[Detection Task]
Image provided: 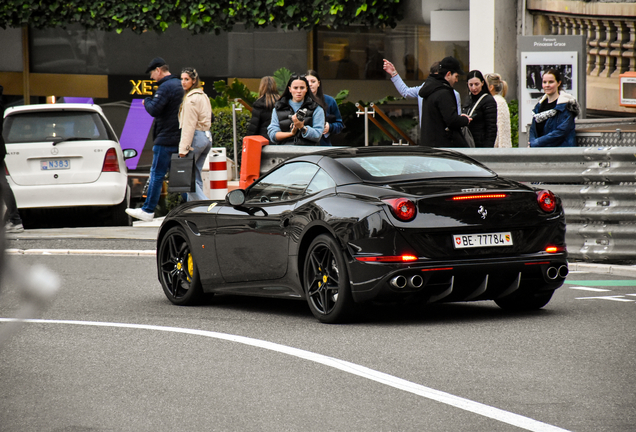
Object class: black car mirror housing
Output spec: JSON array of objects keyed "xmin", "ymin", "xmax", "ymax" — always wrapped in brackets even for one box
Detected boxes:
[{"xmin": 226, "ymin": 189, "xmax": 246, "ymax": 206}]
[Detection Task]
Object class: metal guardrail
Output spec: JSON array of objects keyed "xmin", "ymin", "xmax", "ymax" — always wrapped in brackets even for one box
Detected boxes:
[{"xmin": 260, "ymin": 145, "xmax": 636, "ymax": 263}]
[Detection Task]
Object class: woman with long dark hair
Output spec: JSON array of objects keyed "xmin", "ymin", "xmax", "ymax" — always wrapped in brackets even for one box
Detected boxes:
[
  {"xmin": 463, "ymin": 70, "xmax": 497, "ymax": 148},
  {"xmin": 305, "ymin": 70, "xmax": 344, "ymax": 146},
  {"xmin": 246, "ymin": 76, "xmax": 280, "ymax": 140},
  {"xmin": 529, "ymin": 68, "xmax": 579, "ymax": 147},
  {"xmin": 178, "ymin": 67, "xmax": 213, "ymax": 201},
  {"xmin": 267, "ymin": 75, "xmax": 325, "ymax": 145}
]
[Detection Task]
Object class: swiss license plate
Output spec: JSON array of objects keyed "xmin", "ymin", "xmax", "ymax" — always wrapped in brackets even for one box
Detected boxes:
[
  {"xmin": 41, "ymin": 159, "xmax": 70, "ymax": 170},
  {"xmin": 453, "ymin": 232, "xmax": 513, "ymax": 249}
]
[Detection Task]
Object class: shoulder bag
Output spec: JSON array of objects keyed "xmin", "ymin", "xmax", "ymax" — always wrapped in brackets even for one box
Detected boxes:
[{"xmin": 461, "ymin": 94, "xmax": 488, "ymax": 148}]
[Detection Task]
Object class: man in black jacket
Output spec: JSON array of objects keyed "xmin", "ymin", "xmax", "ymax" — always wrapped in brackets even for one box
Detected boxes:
[
  {"xmin": 418, "ymin": 56, "xmax": 470, "ymax": 147},
  {"xmin": 126, "ymin": 57, "xmax": 183, "ymax": 222}
]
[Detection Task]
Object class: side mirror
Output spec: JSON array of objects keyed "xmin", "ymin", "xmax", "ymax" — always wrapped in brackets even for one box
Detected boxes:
[
  {"xmin": 122, "ymin": 149, "xmax": 138, "ymax": 160},
  {"xmin": 226, "ymin": 189, "xmax": 246, "ymax": 206}
]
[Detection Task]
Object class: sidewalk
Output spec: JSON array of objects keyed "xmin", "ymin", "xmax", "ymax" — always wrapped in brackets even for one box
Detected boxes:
[{"xmin": 5, "ymin": 218, "xmax": 163, "ymax": 241}]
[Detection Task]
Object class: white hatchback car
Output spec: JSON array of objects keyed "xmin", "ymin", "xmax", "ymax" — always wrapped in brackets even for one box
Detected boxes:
[{"xmin": 2, "ymin": 103, "xmax": 136, "ymax": 226}]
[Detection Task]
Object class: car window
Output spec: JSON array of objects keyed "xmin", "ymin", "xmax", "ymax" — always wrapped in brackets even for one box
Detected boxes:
[
  {"xmin": 305, "ymin": 168, "xmax": 336, "ymax": 195},
  {"xmin": 3, "ymin": 111, "xmax": 110, "ymax": 144},
  {"xmin": 338, "ymin": 155, "xmax": 494, "ymax": 181},
  {"xmin": 246, "ymin": 162, "xmax": 319, "ymax": 204}
]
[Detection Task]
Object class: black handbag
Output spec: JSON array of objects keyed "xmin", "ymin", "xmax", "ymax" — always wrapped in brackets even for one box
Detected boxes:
[{"xmin": 168, "ymin": 153, "xmax": 196, "ymax": 193}]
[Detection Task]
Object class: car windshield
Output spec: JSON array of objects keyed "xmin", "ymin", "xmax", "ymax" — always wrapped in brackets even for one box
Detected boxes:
[
  {"xmin": 338, "ymin": 155, "xmax": 495, "ymax": 182},
  {"xmin": 3, "ymin": 111, "xmax": 110, "ymax": 144}
]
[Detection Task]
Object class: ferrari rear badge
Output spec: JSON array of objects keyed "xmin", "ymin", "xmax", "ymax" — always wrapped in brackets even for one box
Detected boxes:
[
  {"xmin": 478, "ymin": 206, "xmax": 487, "ymax": 219},
  {"xmin": 462, "ymin": 188, "xmax": 486, "ymax": 193}
]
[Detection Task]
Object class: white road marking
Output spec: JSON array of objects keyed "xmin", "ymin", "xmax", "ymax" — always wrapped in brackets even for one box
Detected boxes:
[
  {"xmin": 576, "ymin": 295, "xmax": 634, "ymax": 302},
  {"xmin": 0, "ymin": 318, "xmax": 571, "ymax": 432},
  {"xmin": 569, "ymin": 286, "xmax": 611, "ymax": 292}
]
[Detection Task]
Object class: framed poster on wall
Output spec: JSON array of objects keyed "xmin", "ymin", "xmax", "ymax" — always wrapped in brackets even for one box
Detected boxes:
[
  {"xmin": 517, "ymin": 36, "xmax": 586, "ymax": 146},
  {"xmin": 520, "ymin": 51, "xmax": 578, "ymax": 134}
]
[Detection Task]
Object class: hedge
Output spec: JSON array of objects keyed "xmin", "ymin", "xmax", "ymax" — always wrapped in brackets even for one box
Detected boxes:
[{"xmin": 0, "ymin": 1, "xmax": 404, "ymax": 34}]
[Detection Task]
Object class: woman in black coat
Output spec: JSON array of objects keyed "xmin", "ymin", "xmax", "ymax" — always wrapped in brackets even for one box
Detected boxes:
[
  {"xmin": 246, "ymin": 76, "xmax": 280, "ymax": 140},
  {"xmin": 463, "ymin": 70, "xmax": 497, "ymax": 148}
]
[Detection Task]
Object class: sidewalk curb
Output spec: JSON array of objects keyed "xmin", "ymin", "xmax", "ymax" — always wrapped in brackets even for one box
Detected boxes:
[
  {"xmin": 568, "ymin": 262, "xmax": 636, "ymax": 278},
  {"xmin": 6, "ymin": 249, "xmax": 156, "ymax": 257}
]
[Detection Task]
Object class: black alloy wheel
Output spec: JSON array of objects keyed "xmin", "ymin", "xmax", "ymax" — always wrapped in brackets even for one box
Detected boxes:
[
  {"xmin": 158, "ymin": 226, "xmax": 205, "ymax": 305},
  {"xmin": 494, "ymin": 289, "xmax": 555, "ymax": 311},
  {"xmin": 303, "ymin": 234, "xmax": 354, "ymax": 323}
]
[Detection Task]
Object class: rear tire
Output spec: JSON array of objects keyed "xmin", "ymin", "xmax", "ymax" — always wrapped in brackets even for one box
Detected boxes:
[
  {"xmin": 494, "ymin": 290, "xmax": 555, "ymax": 311},
  {"xmin": 157, "ymin": 226, "xmax": 205, "ymax": 306},
  {"xmin": 303, "ymin": 234, "xmax": 354, "ymax": 323},
  {"xmin": 106, "ymin": 187, "xmax": 132, "ymax": 226}
]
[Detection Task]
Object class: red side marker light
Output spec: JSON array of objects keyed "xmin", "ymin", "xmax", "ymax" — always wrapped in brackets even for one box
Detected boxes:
[
  {"xmin": 421, "ymin": 267, "xmax": 453, "ymax": 272},
  {"xmin": 545, "ymin": 246, "xmax": 560, "ymax": 253},
  {"xmin": 355, "ymin": 254, "xmax": 418, "ymax": 263}
]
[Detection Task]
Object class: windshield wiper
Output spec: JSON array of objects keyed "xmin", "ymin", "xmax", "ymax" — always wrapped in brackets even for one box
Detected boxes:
[{"xmin": 51, "ymin": 137, "xmax": 94, "ymax": 146}]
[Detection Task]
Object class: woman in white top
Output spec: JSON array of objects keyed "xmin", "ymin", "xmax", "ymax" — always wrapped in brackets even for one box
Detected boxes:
[
  {"xmin": 484, "ymin": 73, "xmax": 512, "ymax": 148},
  {"xmin": 178, "ymin": 67, "xmax": 213, "ymax": 201}
]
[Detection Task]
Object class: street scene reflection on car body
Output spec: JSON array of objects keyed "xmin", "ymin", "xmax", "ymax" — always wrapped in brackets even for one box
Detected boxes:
[{"xmin": 157, "ymin": 146, "xmax": 568, "ymax": 323}]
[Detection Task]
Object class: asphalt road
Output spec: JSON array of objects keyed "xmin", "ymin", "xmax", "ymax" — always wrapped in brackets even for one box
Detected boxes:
[{"xmin": 1, "ymin": 240, "xmax": 635, "ymax": 432}]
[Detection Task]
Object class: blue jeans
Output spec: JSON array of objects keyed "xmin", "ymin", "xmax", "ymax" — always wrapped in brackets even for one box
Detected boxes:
[
  {"xmin": 142, "ymin": 144, "xmax": 178, "ymax": 213},
  {"xmin": 187, "ymin": 130, "xmax": 213, "ymax": 201}
]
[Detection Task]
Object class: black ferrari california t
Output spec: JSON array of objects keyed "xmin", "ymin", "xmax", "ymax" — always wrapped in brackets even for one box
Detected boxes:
[{"xmin": 156, "ymin": 146, "xmax": 567, "ymax": 323}]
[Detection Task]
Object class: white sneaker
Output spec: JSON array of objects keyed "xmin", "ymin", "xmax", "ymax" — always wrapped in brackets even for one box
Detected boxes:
[
  {"xmin": 5, "ymin": 222, "xmax": 24, "ymax": 233},
  {"xmin": 125, "ymin": 208, "xmax": 154, "ymax": 222}
]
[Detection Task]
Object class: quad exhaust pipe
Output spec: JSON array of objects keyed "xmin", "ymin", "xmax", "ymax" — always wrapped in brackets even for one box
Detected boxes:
[
  {"xmin": 390, "ymin": 275, "xmax": 424, "ymax": 289},
  {"xmin": 390, "ymin": 275, "xmax": 407, "ymax": 289},
  {"xmin": 409, "ymin": 275, "xmax": 424, "ymax": 288},
  {"xmin": 546, "ymin": 265, "xmax": 569, "ymax": 280}
]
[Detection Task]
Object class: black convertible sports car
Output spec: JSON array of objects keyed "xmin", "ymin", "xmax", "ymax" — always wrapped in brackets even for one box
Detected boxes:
[{"xmin": 156, "ymin": 146, "xmax": 567, "ymax": 323}]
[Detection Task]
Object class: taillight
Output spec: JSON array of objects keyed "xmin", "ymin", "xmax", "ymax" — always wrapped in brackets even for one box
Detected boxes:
[
  {"xmin": 383, "ymin": 198, "xmax": 416, "ymax": 221},
  {"xmin": 536, "ymin": 190, "xmax": 556, "ymax": 212},
  {"xmin": 102, "ymin": 148, "xmax": 120, "ymax": 172},
  {"xmin": 5, "ymin": 164, "xmax": 9, "ymax": 175}
]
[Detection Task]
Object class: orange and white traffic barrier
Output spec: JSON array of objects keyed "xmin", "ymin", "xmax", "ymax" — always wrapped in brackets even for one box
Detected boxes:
[
  {"xmin": 207, "ymin": 148, "xmax": 228, "ymax": 200},
  {"xmin": 239, "ymin": 135, "xmax": 269, "ymax": 190}
]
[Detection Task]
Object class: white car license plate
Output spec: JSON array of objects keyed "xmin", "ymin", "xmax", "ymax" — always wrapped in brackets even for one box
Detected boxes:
[
  {"xmin": 453, "ymin": 232, "xmax": 513, "ymax": 249},
  {"xmin": 41, "ymin": 159, "xmax": 70, "ymax": 170}
]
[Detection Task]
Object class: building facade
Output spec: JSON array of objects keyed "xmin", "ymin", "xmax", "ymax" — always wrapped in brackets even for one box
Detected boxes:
[{"xmin": 0, "ymin": 0, "xmax": 634, "ymax": 117}]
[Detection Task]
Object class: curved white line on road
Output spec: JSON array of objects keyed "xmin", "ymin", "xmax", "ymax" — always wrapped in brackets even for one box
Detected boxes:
[{"xmin": 0, "ymin": 318, "xmax": 571, "ymax": 432}]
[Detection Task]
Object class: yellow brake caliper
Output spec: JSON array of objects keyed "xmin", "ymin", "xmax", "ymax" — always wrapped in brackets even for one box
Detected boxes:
[{"xmin": 186, "ymin": 253, "xmax": 193, "ymax": 282}]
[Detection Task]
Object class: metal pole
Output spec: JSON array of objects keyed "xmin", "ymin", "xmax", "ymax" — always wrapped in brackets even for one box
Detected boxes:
[
  {"xmin": 231, "ymin": 99, "xmax": 242, "ymax": 180},
  {"xmin": 22, "ymin": 26, "xmax": 30, "ymax": 105},
  {"xmin": 364, "ymin": 107, "xmax": 369, "ymax": 146}
]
